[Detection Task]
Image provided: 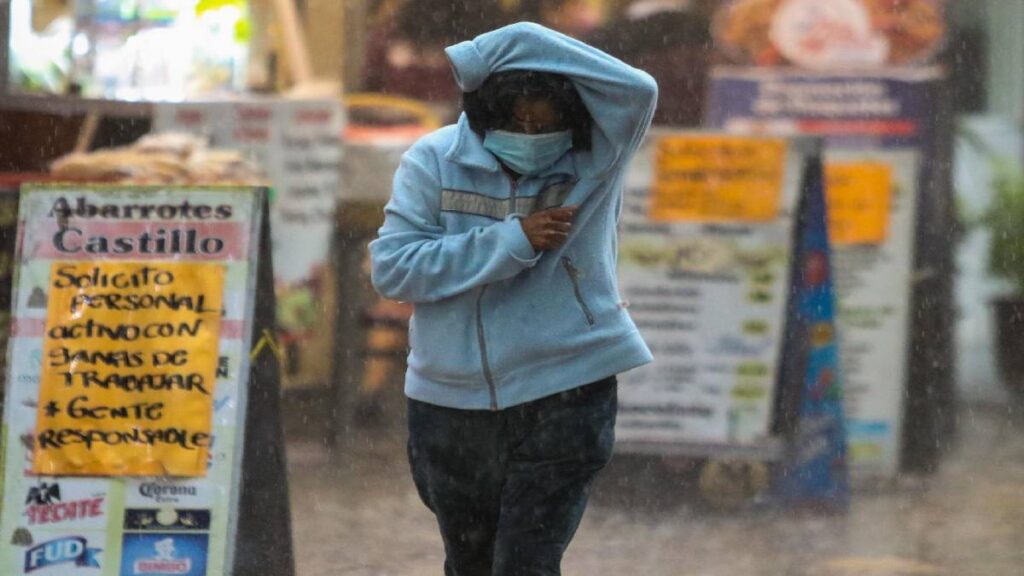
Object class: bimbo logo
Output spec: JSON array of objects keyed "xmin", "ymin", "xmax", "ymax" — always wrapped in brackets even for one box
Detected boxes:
[
  {"xmin": 134, "ymin": 538, "xmax": 191, "ymax": 574},
  {"xmin": 24, "ymin": 536, "xmax": 101, "ymax": 572}
]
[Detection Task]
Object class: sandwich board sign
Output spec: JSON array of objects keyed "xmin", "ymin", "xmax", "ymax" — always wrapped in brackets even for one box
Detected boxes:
[
  {"xmin": 0, "ymin": 185, "xmax": 293, "ymax": 575},
  {"xmin": 616, "ymin": 133, "xmax": 849, "ymax": 506},
  {"xmin": 706, "ymin": 66, "xmax": 947, "ymax": 479}
]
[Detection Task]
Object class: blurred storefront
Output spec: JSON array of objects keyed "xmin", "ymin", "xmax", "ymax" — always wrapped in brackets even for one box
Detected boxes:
[
  {"xmin": 706, "ymin": 0, "xmax": 958, "ymax": 479},
  {"xmin": 1, "ymin": 0, "xmax": 1022, "ymax": 470},
  {"xmin": 953, "ymin": 2, "xmax": 1024, "ymax": 408},
  {"xmin": 0, "ymin": 0, "xmax": 346, "ymax": 394},
  {"xmin": 4, "ymin": 5, "xmax": 1024, "ymax": 575}
]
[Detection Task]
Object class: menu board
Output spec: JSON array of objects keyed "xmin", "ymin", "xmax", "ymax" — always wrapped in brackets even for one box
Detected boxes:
[
  {"xmin": 707, "ymin": 67, "xmax": 944, "ymax": 478},
  {"xmin": 0, "ymin": 185, "xmax": 264, "ymax": 575},
  {"xmin": 825, "ymin": 149, "xmax": 919, "ymax": 473},
  {"xmin": 616, "ymin": 134, "xmax": 810, "ymax": 445}
]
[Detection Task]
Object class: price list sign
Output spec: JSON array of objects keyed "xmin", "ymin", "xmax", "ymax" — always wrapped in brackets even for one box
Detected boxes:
[
  {"xmin": 825, "ymin": 161, "xmax": 893, "ymax": 246},
  {"xmin": 651, "ymin": 136, "xmax": 787, "ymax": 223},
  {"xmin": 34, "ymin": 262, "xmax": 224, "ymax": 477}
]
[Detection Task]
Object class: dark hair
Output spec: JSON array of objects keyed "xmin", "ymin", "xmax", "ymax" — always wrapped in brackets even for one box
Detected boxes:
[{"xmin": 463, "ymin": 70, "xmax": 593, "ymax": 150}]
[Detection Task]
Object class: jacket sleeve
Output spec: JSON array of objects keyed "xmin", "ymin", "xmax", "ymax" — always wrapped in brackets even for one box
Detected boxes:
[
  {"xmin": 369, "ymin": 146, "xmax": 542, "ymax": 303},
  {"xmin": 445, "ymin": 22, "xmax": 658, "ymax": 179}
]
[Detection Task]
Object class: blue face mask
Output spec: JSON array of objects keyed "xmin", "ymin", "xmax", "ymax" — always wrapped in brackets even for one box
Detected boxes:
[{"xmin": 483, "ymin": 130, "xmax": 573, "ymax": 176}]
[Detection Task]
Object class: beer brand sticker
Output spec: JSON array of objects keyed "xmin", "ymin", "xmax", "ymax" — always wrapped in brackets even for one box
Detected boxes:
[
  {"xmin": 124, "ymin": 509, "xmax": 211, "ymax": 532},
  {"xmin": 126, "ymin": 479, "xmax": 213, "ymax": 507},
  {"xmin": 651, "ymin": 136, "xmax": 787, "ymax": 223},
  {"xmin": 825, "ymin": 162, "xmax": 893, "ymax": 245},
  {"xmin": 23, "ymin": 481, "xmax": 106, "ymax": 528},
  {"xmin": 33, "ymin": 262, "xmax": 225, "ymax": 476}
]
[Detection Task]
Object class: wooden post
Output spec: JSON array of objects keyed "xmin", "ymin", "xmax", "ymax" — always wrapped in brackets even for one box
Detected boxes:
[
  {"xmin": 304, "ymin": 0, "xmax": 346, "ymax": 83},
  {"xmin": 0, "ymin": 0, "xmax": 9, "ymax": 97},
  {"xmin": 272, "ymin": 0, "xmax": 315, "ymax": 85},
  {"xmin": 343, "ymin": 0, "xmax": 370, "ymax": 91},
  {"xmin": 74, "ymin": 110, "xmax": 101, "ymax": 153}
]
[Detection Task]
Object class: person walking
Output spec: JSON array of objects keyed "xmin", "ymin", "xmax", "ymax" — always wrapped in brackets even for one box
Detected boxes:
[{"xmin": 369, "ymin": 22, "xmax": 657, "ymax": 576}]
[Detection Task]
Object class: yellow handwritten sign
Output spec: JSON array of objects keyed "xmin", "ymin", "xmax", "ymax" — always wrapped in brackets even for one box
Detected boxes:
[
  {"xmin": 825, "ymin": 162, "xmax": 893, "ymax": 246},
  {"xmin": 650, "ymin": 136, "xmax": 787, "ymax": 223},
  {"xmin": 33, "ymin": 262, "xmax": 224, "ymax": 476}
]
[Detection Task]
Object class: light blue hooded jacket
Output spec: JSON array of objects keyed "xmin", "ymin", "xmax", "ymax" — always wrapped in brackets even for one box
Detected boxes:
[{"xmin": 369, "ymin": 22, "xmax": 657, "ymax": 410}]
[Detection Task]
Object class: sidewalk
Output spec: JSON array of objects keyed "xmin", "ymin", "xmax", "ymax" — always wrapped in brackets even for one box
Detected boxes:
[{"xmin": 287, "ymin": 399, "xmax": 1024, "ymax": 575}]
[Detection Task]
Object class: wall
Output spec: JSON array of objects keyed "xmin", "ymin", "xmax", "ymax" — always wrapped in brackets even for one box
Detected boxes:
[{"xmin": 986, "ymin": 1, "xmax": 1024, "ymax": 121}]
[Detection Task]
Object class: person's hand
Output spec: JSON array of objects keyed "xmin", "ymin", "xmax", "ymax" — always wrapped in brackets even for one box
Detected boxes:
[{"xmin": 520, "ymin": 206, "xmax": 578, "ymax": 251}]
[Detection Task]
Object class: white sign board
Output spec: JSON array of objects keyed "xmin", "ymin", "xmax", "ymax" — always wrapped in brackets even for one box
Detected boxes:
[{"xmin": 616, "ymin": 133, "xmax": 813, "ymax": 446}]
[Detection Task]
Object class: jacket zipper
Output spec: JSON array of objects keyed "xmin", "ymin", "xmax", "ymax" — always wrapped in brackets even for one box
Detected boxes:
[
  {"xmin": 562, "ymin": 257, "xmax": 596, "ymax": 326},
  {"xmin": 474, "ymin": 177, "xmax": 521, "ymax": 412},
  {"xmin": 508, "ymin": 173, "xmax": 519, "ymax": 212},
  {"xmin": 476, "ymin": 175, "xmax": 519, "ymax": 412},
  {"xmin": 476, "ymin": 285, "xmax": 499, "ymax": 410}
]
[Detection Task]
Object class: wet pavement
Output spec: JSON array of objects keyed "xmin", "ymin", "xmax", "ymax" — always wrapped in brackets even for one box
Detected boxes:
[{"xmin": 286, "ymin": 397, "xmax": 1024, "ymax": 575}]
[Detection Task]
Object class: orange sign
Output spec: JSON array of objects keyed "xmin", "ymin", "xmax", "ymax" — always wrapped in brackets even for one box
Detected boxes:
[
  {"xmin": 650, "ymin": 136, "xmax": 787, "ymax": 223},
  {"xmin": 33, "ymin": 262, "xmax": 224, "ymax": 476},
  {"xmin": 825, "ymin": 162, "xmax": 893, "ymax": 246}
]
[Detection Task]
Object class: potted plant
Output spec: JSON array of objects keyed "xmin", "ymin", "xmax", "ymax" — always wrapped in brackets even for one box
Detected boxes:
[{"xmin": 981, "ymin": 164, "xmax": 1024, "ymax": 396}]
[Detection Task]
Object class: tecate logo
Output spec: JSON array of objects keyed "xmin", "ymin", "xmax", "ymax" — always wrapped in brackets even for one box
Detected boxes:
[{"xmin": 139, "ymin": 484, "xmax": 197, "ymax": 501}]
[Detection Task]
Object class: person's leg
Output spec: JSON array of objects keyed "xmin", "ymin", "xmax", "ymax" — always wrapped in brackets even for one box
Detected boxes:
[
  {"xmin": 492, "ymin": 377, "xmax": 617, "ymax": 576},
  {"xmin": 407, "ymin": 398, "xmax": 507, "ymax": 576}
]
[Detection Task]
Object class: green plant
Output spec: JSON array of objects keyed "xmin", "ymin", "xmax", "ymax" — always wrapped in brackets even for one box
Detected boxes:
[
  {"xmin": 959, "ymin": 125, "xmax": 1024, "ymax": 296},
  {"xmin": 982, "ymin": 164, "xmax": 1024, "ymax": 295}
]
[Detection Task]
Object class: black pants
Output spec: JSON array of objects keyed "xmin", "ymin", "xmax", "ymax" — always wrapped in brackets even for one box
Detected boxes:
[{"xmin": 407, "ymin": 376, "xmax": 617, "ymax": 576}]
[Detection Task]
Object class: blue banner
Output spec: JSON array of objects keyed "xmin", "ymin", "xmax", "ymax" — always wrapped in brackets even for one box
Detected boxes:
[
  {"xmin": 707, "ymin": 67, "xmax": 942, "ymax": 150},
  {"xmin": 24, "ymin": 536, "xmax": 102, "ymax": 572},
  {"xmin": 774, "ymin": 158, "xmax": 850, "ymax": 508}
]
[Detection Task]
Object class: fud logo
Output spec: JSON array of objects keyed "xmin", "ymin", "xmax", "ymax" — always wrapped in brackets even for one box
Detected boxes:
[
  {"xmin": 24, "ymin": 536, "xmax": 102, "ymax": 572},
  {"xmin": 121, "ymin": 533, "xmax": 208, "ymax": 576}
]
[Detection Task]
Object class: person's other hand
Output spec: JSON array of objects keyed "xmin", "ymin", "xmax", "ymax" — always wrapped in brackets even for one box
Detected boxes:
[{"xmin": 520, "ymin": 206, "xmax": 578, "ymax": 251}]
